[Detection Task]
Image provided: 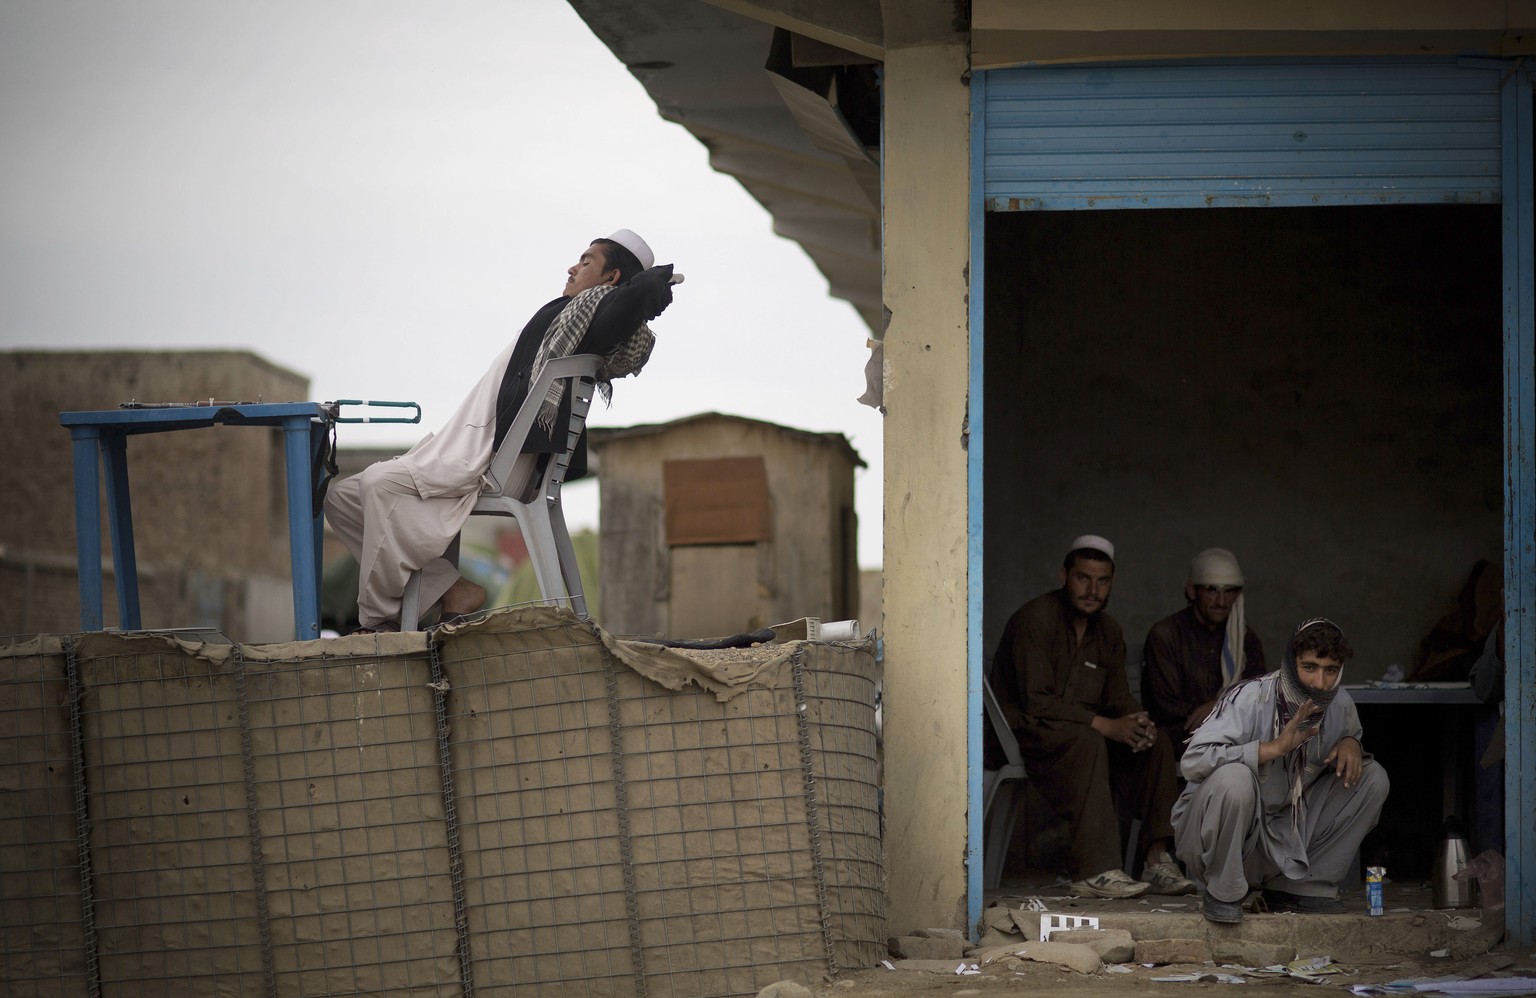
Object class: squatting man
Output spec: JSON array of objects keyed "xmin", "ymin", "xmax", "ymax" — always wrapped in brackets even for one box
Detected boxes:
[
  {"xmin": 326, "ymin": 229, "xmax": 677, "ymax": 633},
  {"xmin": 989, "ymin": 535, "xmax": 1195, "ymax": 898},
  {"xmin": 1174, "ymin": 617, "xmax": 1389, "ymax": 923}
]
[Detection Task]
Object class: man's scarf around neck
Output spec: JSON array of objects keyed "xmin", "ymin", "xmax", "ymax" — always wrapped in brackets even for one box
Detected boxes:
[
  {"xmin": 1188, "ymin": 548, "xmax": 1246, "ymax": 691},
  {"xmin": 1274, "ymin": 616, "xmax": 1347, "ymax": 833},
  {"xmin": 530, "ymin": 284, "xmax": 655, "ymax": 433}
]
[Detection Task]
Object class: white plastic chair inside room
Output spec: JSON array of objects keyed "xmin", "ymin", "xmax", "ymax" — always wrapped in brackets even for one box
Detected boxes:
[
  {"xmin": 400, "ymin": 353, "xmax": 602, "ymax": 629},
  {"xmin": 982, "ymin": 675, "xmax": 1029, "ymax": 890}
]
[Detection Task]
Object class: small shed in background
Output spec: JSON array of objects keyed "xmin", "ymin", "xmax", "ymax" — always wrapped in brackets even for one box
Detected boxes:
[{"xmin": 591, "ymin": 413, "xmax": 864, "ymax": 639}]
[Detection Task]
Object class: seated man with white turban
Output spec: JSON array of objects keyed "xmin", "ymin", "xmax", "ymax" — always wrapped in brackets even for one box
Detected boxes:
[
  {"xmin": 989, "ymin": 535, "xmax": 1195, "ymax": 898},
  {"xmin": 326, "ymin": 230, "xmax": 675, "ymax": 633},
  {"xmin": 1142, "ymin": 548, "xmax": 1268, "ymax": 757},
  {"xmin": 1174, "ymin": 618, "xmax": 1389, "ymax": 923}
]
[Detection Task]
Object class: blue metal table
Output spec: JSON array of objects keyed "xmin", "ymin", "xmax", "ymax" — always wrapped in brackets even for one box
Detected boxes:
[{"xmin": 59, "ymin": 402, "xmax": 334, "ymax": 640}]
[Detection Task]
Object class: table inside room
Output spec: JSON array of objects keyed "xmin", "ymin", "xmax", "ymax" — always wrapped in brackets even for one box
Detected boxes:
[{"xmin": 1348, "ymin": 682, "xmax": 1493, "ymax": 880}]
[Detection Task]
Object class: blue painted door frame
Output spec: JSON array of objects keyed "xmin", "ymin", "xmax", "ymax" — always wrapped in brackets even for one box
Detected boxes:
[
  {"xmin": 1498, "ymin": 60, "xmax": 1536, "ymax": 944},
  {"xmin": 966, "ymin": 61, "xmax": 1536, "ymax": 943}
]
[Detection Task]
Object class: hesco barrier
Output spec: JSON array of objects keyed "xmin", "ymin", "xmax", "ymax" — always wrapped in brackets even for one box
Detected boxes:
[{"xmin": 0, "ymin": 607, "xmax": 885, "ymax": 997}]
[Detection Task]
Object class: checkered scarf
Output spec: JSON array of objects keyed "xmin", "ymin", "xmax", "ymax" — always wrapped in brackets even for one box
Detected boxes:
[{"xmin": 530, "ymin": 284, "xmax": 656, "ymax": 432}]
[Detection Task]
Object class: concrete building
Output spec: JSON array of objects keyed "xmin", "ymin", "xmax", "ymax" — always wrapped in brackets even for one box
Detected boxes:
[
  {"xmin": 566, "ymin": 0, "xmax": 1536, "ymax": 942},
  {"xmin": 1, "ymin": 350, "xmax": 312, "ymax": 642},
  {"xmin": 591, "ymin": 412, "xmax": 863, "ymax": 638}
]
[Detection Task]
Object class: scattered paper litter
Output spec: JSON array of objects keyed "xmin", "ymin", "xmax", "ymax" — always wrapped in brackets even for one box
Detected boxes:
[
  {"xmin": 1290, "ymin": 956, "xmax": 1342, "ymax": 974},
  {"xmin": 1106, "ymin": 965, "xmax": 1134, "ymax": 974},
  {"xmin": 954, "ymin": 963, "xmax": 981, "ymax": 976},
  {"xmin": 1284, "ymin": 956, "xmax": 1347, "ymax": 984},
  {"xmin": 1415, "ymin": 980, "xmax": 1536, "ymax": 994},
  {"xmin": 1444, "ymin": 915, "xmax": 1483, "ymax": 931},
  {"xmin": 1351, "ymin": 979, "xmax": 1536, "ymax": 998},
  {"xmin": 1152, "ymin": 972, "xmax": 1247, "ymax": 984},
  {"xmin": 1020, "ymin": 896, "xmax": 1048, "ymax": 912},
  {"xmin": 880, "ymin": 960, "xmax": 895, "ymax": 970},
  {"xmin": 1431, "ymin": 950, "xmax": 1452, "ymax": 959}
]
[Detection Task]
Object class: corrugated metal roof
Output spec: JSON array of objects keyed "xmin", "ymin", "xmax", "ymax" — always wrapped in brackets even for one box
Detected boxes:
[{"xmin": 567, "ymin": 0, "xmax": 881, "ymax": 334}]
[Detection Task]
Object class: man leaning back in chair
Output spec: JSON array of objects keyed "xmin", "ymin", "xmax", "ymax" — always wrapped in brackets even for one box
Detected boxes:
[{"xmin": 326, "ymin": 230, "xmax": 676, "ymax": 634}]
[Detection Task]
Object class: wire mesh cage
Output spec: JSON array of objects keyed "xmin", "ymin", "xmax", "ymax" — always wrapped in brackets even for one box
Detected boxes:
[{"xmin": 1, "ymin": 608, "xmax": 884, "ymax": 997}]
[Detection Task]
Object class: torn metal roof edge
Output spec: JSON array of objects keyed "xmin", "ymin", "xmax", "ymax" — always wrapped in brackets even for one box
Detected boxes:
[{"xmin": 565, "ymin": 0, "xmax": 882, "ymax": 336}]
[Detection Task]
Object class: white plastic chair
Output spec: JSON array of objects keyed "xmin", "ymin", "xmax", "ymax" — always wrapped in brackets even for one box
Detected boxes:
[
  {"xmin": 400, "ymin": 354, "xmax": 601, "ymax": 627},
  {"xmin": 982, "ymin": 676, "xmax": 1029, "ymax": 890}
]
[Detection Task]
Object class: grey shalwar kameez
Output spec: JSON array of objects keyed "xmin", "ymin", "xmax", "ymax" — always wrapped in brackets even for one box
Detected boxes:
[{"xmin": 1172, "ymin": 673, "xmax": 1389, "ymax": 902}]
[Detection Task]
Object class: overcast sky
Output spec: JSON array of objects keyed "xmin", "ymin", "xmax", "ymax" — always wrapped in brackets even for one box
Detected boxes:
[{"xmin": 0, "ymin": 0, "xmax": 884, "ymax": 567}]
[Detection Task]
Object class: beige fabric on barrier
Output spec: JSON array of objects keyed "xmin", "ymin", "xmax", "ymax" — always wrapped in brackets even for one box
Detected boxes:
[{"xmin": 1, "ymin": 609, "xmax": 883, "ymax": 997}]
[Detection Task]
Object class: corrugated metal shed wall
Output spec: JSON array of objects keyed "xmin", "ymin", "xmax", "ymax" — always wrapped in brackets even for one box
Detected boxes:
[{"xmin": 983, "ymin": 60, "xmax": 1502, "ymax": 210}]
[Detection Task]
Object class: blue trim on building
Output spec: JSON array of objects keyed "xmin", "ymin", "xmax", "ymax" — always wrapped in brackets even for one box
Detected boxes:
[
  {"xmin": 1499, "ymin": 60, "xmax": 1535, "ymax": 947},
  {"xmin": 966, "ymin": 68, "xmax": 988, "ymax": 940},
  {"xmin": 983, "ymin": 59, "xmax": 1502, "ymax": 210}
]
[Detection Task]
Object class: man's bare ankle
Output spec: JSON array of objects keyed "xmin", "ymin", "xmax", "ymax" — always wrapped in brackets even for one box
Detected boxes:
[{"xmin": 441, "ymin": 578, "xmax": 486, "ymax": 615}]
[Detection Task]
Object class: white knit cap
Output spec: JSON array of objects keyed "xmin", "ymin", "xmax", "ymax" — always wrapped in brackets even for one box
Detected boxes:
[
  {"xmin": 606, "ymin": 229, "xmax": 654, "ymax": 270},
  {"xmin": 1067, "ymin": 534, "xmax": 1115, "ymax": 562},
  {"xmin": 1189, "ymin": 548, "xmax": 1244, "ymax": 587}
]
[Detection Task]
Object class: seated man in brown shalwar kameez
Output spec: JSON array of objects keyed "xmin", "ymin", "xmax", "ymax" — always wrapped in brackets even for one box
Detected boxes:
[
  {"xmin": 1174, "ymin": 617, "xmax": 1389, "ymax": 924},
  {"xmin": 989, "ymin": 535, "xmax": 1194, "ymax": 898}
]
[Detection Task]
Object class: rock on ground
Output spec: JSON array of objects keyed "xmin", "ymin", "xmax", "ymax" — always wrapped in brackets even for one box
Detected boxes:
[
  {"xmin": 1210, "ymin": 939, "xmax": 1295, "ymax": 966},
  {"xmin": 971, "ymin": 940, "xmax": 1103, "ymax": 975},
  {"xmin": 1051, "ymin": 928, "xmax": 1135, "ymax": 963},
  {"xmin": 888, "ymin": 935, "xmax": 971, "ymax": 960},
  {"xmin": 756, "ymin": 981, "xmax": 814, "ymax": 998},
  {"xmin": 1133, "ymin": 937, "xmax": 1211, "ymax": 966}
]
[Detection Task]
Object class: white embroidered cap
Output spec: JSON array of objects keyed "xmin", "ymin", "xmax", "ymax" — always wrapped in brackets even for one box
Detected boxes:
[{"xmin": 606, "ymin": 229, "xmax": 655, "ymax": 270}]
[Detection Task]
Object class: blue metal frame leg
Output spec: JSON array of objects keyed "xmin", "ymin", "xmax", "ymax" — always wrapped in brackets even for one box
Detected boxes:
[
  {"xmin": 100, "ymin": 431, "xmax": 140, "ymax": 629},
  {"xmin": 69, "ymin": 428, "xmax": 104, "ymax": 631},
  {"xmin": 282, "ymin": 417, "xmax": 322, "ymax": 640}
]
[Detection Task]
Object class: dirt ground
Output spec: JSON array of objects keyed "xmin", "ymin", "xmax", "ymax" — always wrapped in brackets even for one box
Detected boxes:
[
  {"xmin": 813, "ymin": 951, "xmax": 1535, "ymax": 997},
  {"xmin": 799, "ymin": 871, "xmax": 1536, "ymax": 998}
]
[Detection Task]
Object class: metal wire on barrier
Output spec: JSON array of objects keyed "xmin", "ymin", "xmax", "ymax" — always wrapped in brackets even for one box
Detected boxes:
[
  {"xmin": 789, "ymin": 648, "xmax": 840, "ymax": 979},
  {"xmin": 429, "ymin": 638, "xmax": 476, "ymax": 997},
  {"xmin": 603, "ymin": 647, "xmax": 649, "ymax": 998},
  {"xmin": 64, "ymin": 636, "xmax": 101, "ymax": 998},
  {"xmin": 232, "ymin": 645, "xmax": 278, "ymax": 998}
]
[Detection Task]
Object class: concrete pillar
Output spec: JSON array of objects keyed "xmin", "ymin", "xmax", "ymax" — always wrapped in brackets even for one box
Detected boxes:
[{"xmin": 880, "ymin": 40, "xmax": 972, "ymax": 933}]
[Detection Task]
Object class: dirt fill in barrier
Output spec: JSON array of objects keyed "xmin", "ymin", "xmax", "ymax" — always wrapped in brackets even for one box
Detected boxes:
[{"xmin": 0, "ymin": 607, "xmax": 884, "ymax": 997}]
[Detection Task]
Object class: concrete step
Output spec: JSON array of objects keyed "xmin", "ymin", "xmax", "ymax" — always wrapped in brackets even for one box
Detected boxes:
[{"xmin": 985, "ymin": 877, "xmax": 1503, "ymax": 964}]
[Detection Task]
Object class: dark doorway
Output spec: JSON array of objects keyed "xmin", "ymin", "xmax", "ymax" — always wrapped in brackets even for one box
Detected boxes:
[{"xmin": 981, "ymin": 204, "xmax": 1502, "ymax": 881}]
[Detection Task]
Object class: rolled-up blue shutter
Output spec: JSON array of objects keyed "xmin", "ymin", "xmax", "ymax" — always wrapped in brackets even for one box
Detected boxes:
[{"xmin": 983, "ymin": 60, "xmax": 1502, "ymax": 210}]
